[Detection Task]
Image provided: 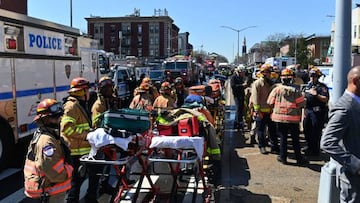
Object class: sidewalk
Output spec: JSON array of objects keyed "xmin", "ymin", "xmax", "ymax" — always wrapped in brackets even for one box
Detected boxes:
[{"xmin": 216, "ymin": 105, "xmax": 328, "ymax": 203}]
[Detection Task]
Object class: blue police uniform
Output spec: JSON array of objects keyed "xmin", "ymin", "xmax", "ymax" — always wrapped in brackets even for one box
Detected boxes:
[{"xmin": 303, "ymin": 81, "xmax": 329, "ymax": 155}]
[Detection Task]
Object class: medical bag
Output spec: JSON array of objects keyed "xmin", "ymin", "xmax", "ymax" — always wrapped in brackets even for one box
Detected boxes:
[
  {"xmin": 178, "ymin": 116, "xmax": 199, "ymax": 137},
  {"xmin": 101, "ymin": 108, "xmax": 150, "ymax": 135}
]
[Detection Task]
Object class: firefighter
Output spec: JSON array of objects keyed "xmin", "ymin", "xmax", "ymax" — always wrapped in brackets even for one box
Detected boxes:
[
  {"xmin": 129, "ymin": 83, "xmax": 153, "ymax": 112},
  {"xmin": 174, "ymin": 77, "xmax": 188, "ymax": 107},
  {"xmin": 90, "ymin": 76, "xmax": 120, "ymax": 195},
  {"xmin": 91, "ymin": 76, "xmax": 119, "ymax": 128},
  {"xmin": 153, "ymin": 81, "xmax": 177, "ymax": 110},
  {"xmin": 24, "ymin": 99, "xmax": 73, "ymax": 203},
  {"xmin": 302, "ymin": 67, "xmax": 329, "ymax": 156},
  {"xmin": 60, "ymin": 77, "xmax": 98, "ymax": 203},
  {"xmin": 134, "ymin": 77, "xmax": 160, "ymax": 101},
  {"xmin": 267, "ymin": 69, "xmax": 308, "ymax": 165},
  {"xmin": 251, "ymin": 63, "xmax": 279, "ymax": 154},
  {"xmin": 230, "ymin": 66, "xmax": 247, "ymax": 130}
]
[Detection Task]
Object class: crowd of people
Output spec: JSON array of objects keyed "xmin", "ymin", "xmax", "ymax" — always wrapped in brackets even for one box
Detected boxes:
[
  {"xmin": 230, "ymin": 63, "xmax": 330, "ymax": 166},
  {"xmin": 23, "ymin": 68, "xmax": 227, "ymax": 202}
]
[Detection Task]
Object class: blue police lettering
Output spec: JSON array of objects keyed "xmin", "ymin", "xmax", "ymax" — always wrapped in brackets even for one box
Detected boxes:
[{"xmin": 28, "ymin": 33, "xmax": 62, "ymax": 50}]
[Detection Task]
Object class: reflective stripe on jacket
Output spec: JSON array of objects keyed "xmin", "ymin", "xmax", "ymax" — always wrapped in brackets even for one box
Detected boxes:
[
  {"xmin": 267, "ymin": 84, "xmax": 305, "ymax": 123},
  {"xmin": 24, "ymin": 131, "xmax": 73, "ymax": 199},
  {"xmin": 251, "ymin": 77, "xmax": 273, "ymax": 113},
  {"xmin": 61, "ymin": 96, "xmax": 91, "ymax": 155}
]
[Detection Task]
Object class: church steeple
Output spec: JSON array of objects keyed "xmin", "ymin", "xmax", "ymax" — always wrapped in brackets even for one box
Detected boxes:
[{"xmin": 242, "ymin": 36, "xmax": 247, "ymax": 56}]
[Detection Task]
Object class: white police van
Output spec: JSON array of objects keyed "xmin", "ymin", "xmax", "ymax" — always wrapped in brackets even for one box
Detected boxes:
[{"xmin": 0, "ymin": 9, "xmax": 103, "ymax": 169}]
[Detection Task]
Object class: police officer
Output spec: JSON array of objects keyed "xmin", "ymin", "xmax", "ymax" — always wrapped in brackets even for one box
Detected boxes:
[
  {"xmin": 24, "ymin": 99, "xmax": 73, "ymax": 203},
  {"xmin": 61, "ymin": 77, "xmax": 98, "ymax": 203},
  {"xmin": 303, "ymin": 67, "xmax": 329, "ymax": 156}
]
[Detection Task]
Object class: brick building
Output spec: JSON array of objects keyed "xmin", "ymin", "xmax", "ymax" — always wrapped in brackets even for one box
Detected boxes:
[
  {"xmin": 0, "ymin": 0, "xmax": 27, "ymax": 15},
  {"xmin": 85, "ymin": 9, "xmax": 190, "ymax": 60}
]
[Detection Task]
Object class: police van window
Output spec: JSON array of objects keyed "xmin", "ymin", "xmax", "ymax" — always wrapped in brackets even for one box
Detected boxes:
[
  {"xmin": 282, "ymin": 61, "xmax": 287, "ymax": 67},
  {"xmin": 117, "ymin": 71, "xmax": 124, "ymax": 82}
]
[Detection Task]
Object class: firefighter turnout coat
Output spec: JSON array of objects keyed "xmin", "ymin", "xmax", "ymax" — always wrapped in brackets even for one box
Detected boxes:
[
  {"xmin": 24, "ymin": 128, "xmax": 73, "ymax": 199},
  {"xmin": 91, "ymin": 94, "xmax": 119, "ymax": 128},
  {"xmin": 251, "ymin": 77, "xmax": 273, "ymax": 113},
  {"xmin": 267, "ymin": 84, "xmax": 306, "ymax": 123},
  {"xmin": 153, "ymin": 94, "xmax": 177, "ymax": 110},
  {"xmin": 61, "ymin": 96, "xmax": 91, "ymax": 156}
]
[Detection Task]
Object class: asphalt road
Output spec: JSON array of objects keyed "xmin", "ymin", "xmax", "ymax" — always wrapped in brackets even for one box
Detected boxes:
[{"xmin": 0, "ymin": 78, "xmax": 329, "ymax": 203}]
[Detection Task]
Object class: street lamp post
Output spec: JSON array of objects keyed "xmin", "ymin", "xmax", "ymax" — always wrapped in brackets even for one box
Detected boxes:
[{"xmin": 221, "ymin": 25, "xmax": 256, "ymax": 64}]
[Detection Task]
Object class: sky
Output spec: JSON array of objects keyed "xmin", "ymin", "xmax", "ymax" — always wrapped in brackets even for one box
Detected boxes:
[{"xmin": 27, "ymin": 0, "xmax": 343, "ymax": 62}]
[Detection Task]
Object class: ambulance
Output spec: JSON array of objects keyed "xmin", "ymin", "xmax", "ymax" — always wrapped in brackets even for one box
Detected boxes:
[{"xmin": 0, "ymin": 9, "xmax": 105, "ymax": 169}]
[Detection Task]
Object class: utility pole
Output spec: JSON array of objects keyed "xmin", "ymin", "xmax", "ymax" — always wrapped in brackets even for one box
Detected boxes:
[
  {"xmin": 333, "ymin": 0, "xmax": 351, "ymax": 102},
  {"xmin": 220, "ymin": 25, "xmax": 256, "ymax": 64},
  {"xmin": 70, "ymin": 0, "xmax": 72, "ymax": 27}
]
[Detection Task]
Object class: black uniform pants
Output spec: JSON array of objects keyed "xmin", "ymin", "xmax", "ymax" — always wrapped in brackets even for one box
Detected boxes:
[
  {"xmin": 234, "ymin": 96, "xmax": 245, "ymax": 128},
  {"xmin": 66, "ymin": 155, "xmax": 101, "ymax": 203},
  {"xmin": 256, "ymin": 113, "xmax": 278, "ymax": 149},
  {"xmin": 303, "ymin": 109, "xmax": 326, "ymax": 155},
  {"xmin": 278, "ymin": 122, "xmax": 302, "ymax": 160}
]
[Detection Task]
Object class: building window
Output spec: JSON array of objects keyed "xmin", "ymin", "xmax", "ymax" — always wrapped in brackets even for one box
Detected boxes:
[
  {"xmin": 150, "ymin": 25, "xmax": 154, "ymax": 34},
  {"xmin": 110, "ymin": 48, "xmax": 116, "ymax": 53},
  {"xmin": 354, "ymin": 25, "xmax": 357, "ymax": 39},
  {"xmin": 125, "ymin": 38, "xmax": 131, "ymax": 46},
  {"xmin": 138, "ymin": 48, "xmax": 142, "ymax": 57},
  {"xmin": 155, "ymin": 25, "xmax": 159, "ymax": 33},
  {"xmin": 111, "ymin": 37, "xmax": 116, "ymax": 45},
  {"xmin": 138, "ymin": 36, "xmax": 142, "ymax": 46},
  {"xmin": 138, "ymin": 24, "xmax": 142, "ymax": 34},
  {"xmin": 110, "ymin": 25, "xmax": 116, "ymax": 34},
  {"xmin": 150, "ymin": 37, "xmax": 154, "ymax": 45},
  {"xmin": 95, "ymin": 27, "xmax": 99, "ymax": 34},
  {"xmin": 155, "ymin": 37, "xmax": 159, "ymax": 45},
  {"xmin": 99, "ymin": 38, "xmax": 103, "ymax": 46},
  {"xmin": 155, "ymin": 48, "xmax": 159, "ymax": 56},
  {"xmin": 99, "ymin": 26, "xmax": 104, "ymax": 34},
  {"xmin": 150, "ymin": 49, "xmax": 154, "ymax": 56}
]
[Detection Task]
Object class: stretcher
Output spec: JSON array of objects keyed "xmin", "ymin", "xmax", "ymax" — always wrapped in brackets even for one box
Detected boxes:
[
  {"xmin": 145, "ymin": 136, "xmax": 212, "ymax": 203},
  {"xmin": 80, "ymin": 128, "xmax": 158, "ymax": 203}
]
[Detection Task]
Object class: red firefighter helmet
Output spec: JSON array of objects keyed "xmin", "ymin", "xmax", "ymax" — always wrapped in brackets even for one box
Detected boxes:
[
  {"xmin": 160, "ymin": 81, "xmax": 171, "ymax": 93},
  {"xmin": 33, "ymin": 99, "xmax": 63, "ymax": 121},
  {"xmin": 281, "ymin": 68, "xmax": 294, "ymax": 78},
  {"xmin": 69, "ymin": 77, "xmax": 89, "ymax": 92},
  {"xmin": 260, "ymin": 63, "xmax": 272, "ymax": 73}
]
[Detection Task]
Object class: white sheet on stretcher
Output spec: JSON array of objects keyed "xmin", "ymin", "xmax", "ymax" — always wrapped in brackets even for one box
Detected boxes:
[
  {"xmin": 149, "ymin": 136, "xmax": 204, "ymax": 160},
  {"xmin": 86, "ymin": 128, "xmax": 135, "ymax": 157}
]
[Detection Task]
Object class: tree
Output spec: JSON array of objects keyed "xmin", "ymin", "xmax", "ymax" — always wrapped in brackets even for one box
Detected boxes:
[
  {"xmin": 264, "ymin": 33, "xmax": 287, "ymax": 57},
  {"xmin": 285, "ymin": 35, "xmax": 315, "ymax": 69}
]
